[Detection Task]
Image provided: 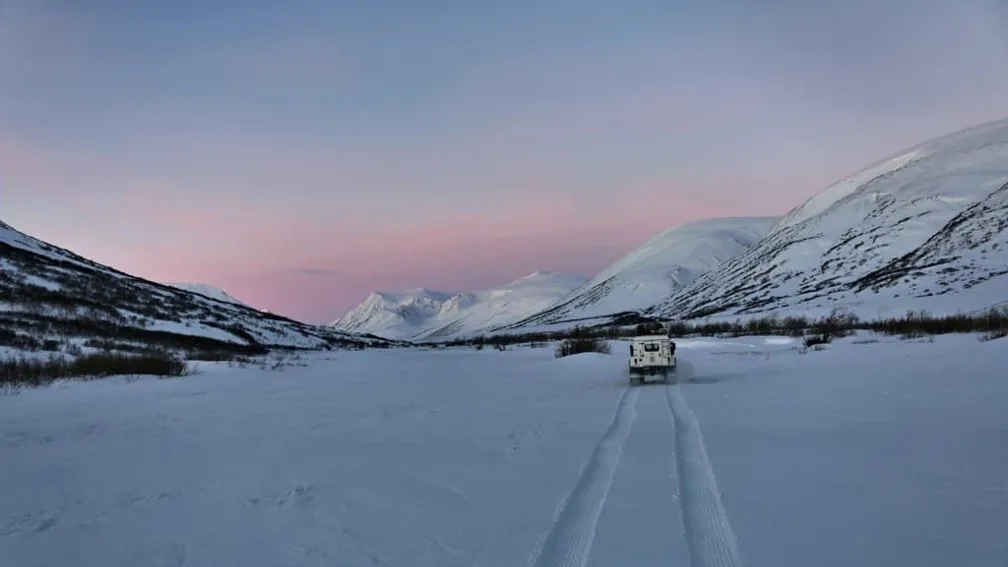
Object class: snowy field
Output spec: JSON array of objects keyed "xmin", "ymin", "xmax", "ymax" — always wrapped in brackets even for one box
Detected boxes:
[{"xmin": 2, "ymin": 334, "xmax": 1007, "ymax": 567}]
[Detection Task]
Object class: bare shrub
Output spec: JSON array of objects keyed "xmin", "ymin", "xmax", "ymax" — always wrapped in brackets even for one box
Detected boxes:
[
  {"xmin": 980, "ymin": 328, "xmax": 1008, "ymax": 341},
  {"xmin": 555, "ymin": 337, "xmax": 611, "ymax": 358},
  {"xmin": 1, "ymin": 351, "xmax": 191, "ymax": 388},
  {"xmin": 803, "ymin": 333, "xmax": 832, "ymax": 348}
]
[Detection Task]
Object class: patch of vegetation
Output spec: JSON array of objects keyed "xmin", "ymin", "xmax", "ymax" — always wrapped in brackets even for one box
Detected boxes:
[
  {"xmin": 0, "ymin": 311, "xmax": 272, "ymax": 354},
  {"xmin": 207, "ymin": 350, "xmax": 310, "ymax": 371},
  {"xmin": 980, "ymin": 328, "xmax": 1008, "ymax": 341},
  {"xmin": 425, "ymin": 306, "xmax": 1008, "ymax": 349},
  {"xmin": 555, "ymin": 337, "xmax": 612, "ymax": 358},
  {"xmin": 798, "ymin": 344, "xmax": 828, "ymax": 355},
  {"xmin": 866, "ymin": 308, "xmax": 1008, "ymax": 336},
  {"xmin": 803, "ymin": 333, "xmax": 832, "ymax": 348},
  {"xmin": 1, "ymin": 351, "xmax": 192, "ymax": 389},
  {"xmin": 799, "ymin": 308, "xmax": 859, "ymax": 348}
]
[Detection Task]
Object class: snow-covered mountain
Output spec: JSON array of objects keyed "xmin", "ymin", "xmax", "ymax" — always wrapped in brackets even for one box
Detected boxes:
[
  {"xmin": 333, "ymin": 271, "xmax": 589, "ymax": 340},
  {"xmin": 648, "ymin": 117, "xmax": 1008, "ymax": 321},
  {"xmin": 0, "ymin": 219, "xmax": 387, "ymax": 353},
  {"xmin": 494, "ymin": 217, "xmax": 778, "ymax": 331},
  {"xmin": 333, "ymin": 288, "xmax": 458, "ymax": 339},
  {"xmin": 165, "ymin": 282, "xmax": 250, "ymax": 307}
]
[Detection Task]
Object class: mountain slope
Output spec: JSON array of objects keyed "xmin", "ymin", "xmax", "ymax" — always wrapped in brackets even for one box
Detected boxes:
[
  {"xmin": 496, "ymin": 217, "xmax": 779, "ymax": 331},
  {"xmin": 416, "ymin": 272, "xmax": 590, "ymax": 341},
  {"xmin": 333, "ymin": 272, "xmax": 588, "ymax": 341},
  {"xmin": 165, "ymin": 282, "xmax": 250, "ymax": 307},
  {"xmin": 0, "ymin": 219, "xmax": 387, "ymax": 354},
  {"xmin": 333, "ymin": 288, "xmax": 458, "ymax": 339},
  {"xmin": 648, "ymin": 117, "xmax": 1008, "ymax": 321}
]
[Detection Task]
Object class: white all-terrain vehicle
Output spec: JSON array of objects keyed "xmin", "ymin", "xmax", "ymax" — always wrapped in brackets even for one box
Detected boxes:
[{"xmin": 628, "ymin": 334, "xmax": 676, "ymax": 384}]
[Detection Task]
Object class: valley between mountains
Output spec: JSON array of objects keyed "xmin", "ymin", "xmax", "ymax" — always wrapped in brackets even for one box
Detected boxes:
[{"xmin": 4, "ymin": 116, "xmax": 1008, "ymax": 567}]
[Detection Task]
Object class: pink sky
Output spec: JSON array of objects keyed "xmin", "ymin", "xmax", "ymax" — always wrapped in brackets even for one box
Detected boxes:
[
  {"xmin": 4, "ymin": 0, "xmax": 1008, "ymax": 323},
  {"xmin": 4, "ymin": 149, "xmax": 788, "ymax": 323}
]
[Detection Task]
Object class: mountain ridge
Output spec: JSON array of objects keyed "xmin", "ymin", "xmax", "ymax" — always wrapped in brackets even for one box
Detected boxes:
[
  {"xmin": 333, "ymin": 271, "xmax": 589, "ymax": 341},
  {"xmin": 646, "ymin": 116, "xmax": 1008, "ymax": 322},
  {"xmin": 164, "ymin": 282, "xmax": 251, "ymax": 307},
  {"xmin": 492, "ymin": 216, "xmax": 780, "ymax": 332},
  {"xmin": 1, "ymin": 218, "xmax": 388, "ymax": 354}
]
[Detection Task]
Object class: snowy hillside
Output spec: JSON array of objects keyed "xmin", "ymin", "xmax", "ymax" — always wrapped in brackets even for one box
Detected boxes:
[
  {"xmin": 0, "ymin": 219, "xmax": 385, "ymax": 353},
  {"xmin": 496, "ymin": 217, "xmax": 778, "ymax": 331},
  {"xmin": 334, "ymin": 272, "xmax": 588, "ymax": 341},
  {"xmin": 165, "ymin": 282, "xmax": 250, "ymax": 307},
  {"xmin": 649, "ymin": 117, "xmax": 1008, "ymax": 321}
]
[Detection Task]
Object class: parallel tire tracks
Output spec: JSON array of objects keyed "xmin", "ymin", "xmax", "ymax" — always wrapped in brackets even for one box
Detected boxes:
[
  {"xmin": 665, "ymin": 385, "xmax": 743, "ymax": 567},
  {"xmin": 529, "ymin": 383, "xmax": 742, "ymax": 567},
  {"xmin": 531, "ymin": 387, "xmax": 640, "ymax": 567}
]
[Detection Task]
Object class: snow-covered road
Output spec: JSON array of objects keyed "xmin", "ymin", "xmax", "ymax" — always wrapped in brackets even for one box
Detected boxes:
[
  {"xmin": 2, "ymin": 334, "xmax": 1006, "ymax": 566},
  {"xmin": 531, "ymin": 380, "xmax": 741, "ymax": 567}
]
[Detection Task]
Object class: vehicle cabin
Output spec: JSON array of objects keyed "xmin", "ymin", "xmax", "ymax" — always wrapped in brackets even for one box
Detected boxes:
[{"xmin": 628, "ymin": 334, "xmax": 676, "ymax": 383}]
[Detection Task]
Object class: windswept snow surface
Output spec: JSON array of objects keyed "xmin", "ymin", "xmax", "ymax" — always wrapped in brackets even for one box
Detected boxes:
[
  {"xmin": 334, "ymin": 271, "xmax": 588, "ymax": 341},
  {"xmin": 501, "ymin": 217, "xmax": 778, "ymax": 330},
  {"xmin": 3, "ymin": 334, "xmax": 1007, "ymax": 566},
  {"xmin": 164, "ymin": 282, "xmax": 250, "ymax": 307},
  {"xmin": 651, "ymin": 117, "xmax": 1008, "ymax": 321}
]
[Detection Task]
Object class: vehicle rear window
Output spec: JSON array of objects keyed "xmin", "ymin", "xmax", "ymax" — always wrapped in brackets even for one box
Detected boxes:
[{"xmin": 643, "ymin": 343, "xmax": 660, "ymax": 352}]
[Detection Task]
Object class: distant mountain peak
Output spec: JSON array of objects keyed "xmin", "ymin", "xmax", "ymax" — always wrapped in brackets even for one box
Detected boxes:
[{"xmin": 332, "ymin": 272, "xmax": 588, "ymax": 341}]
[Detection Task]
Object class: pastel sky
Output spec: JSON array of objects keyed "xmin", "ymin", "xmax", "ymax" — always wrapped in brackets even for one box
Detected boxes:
[{"xmin": 3, "ymin": 0, "xmax": 1007, "ymax": 323}]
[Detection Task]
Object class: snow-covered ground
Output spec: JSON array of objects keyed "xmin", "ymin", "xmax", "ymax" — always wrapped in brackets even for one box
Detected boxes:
[{"xmin": 2, "ymin": 334, "xmax": 1006, "ymax": 566}]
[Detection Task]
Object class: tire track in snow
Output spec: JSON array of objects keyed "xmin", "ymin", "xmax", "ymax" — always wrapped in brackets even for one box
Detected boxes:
[
  {"xmin": 665, "ymin": 385, "xmax": 743, "ymax": 567},
  {"xmin": 530, "ymin": 386, "xmax": 639, "ymax": 567}
]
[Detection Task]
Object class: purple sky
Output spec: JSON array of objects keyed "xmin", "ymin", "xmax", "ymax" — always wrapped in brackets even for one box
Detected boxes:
[{"xmin": 3, "ymin": 0, "xmax": 1008, "ymax": 323}]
